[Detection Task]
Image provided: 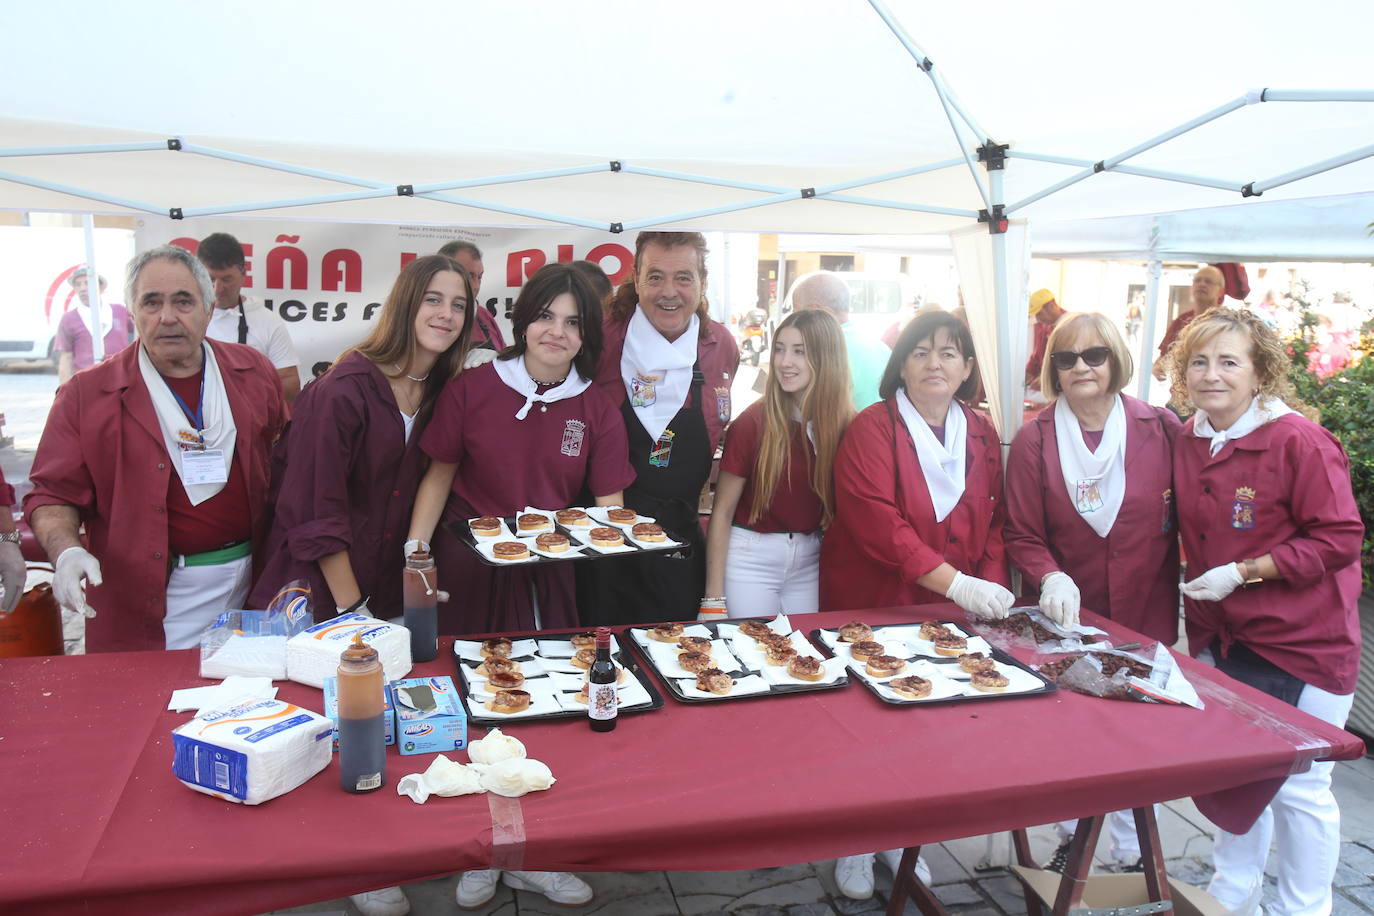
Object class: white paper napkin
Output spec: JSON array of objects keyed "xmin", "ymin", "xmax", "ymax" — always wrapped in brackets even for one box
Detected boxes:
[
  {"xmin": 513, "ymin": 507, "xmax": 557, "ymax": 537},
  {"xmin": 169, "ymin": 676, "xmax": 277, "ymax": 714},
  {"xmin": 467, "ymin": 516, "xmax": 515, "ymax": 541},
  {"xmin": 757, "ymin": 655, "xmax": 848, "ymax": 686},
  {"xmin": 453, "ymin": 638, "xmax": 539, "ymax": 663},
  {"xmin": 675, "ymin": 673, "xmax": 771, "ymax": 699},
  {"xmin": 471, "ymin": 690, "xmax": 563, "ymax": 718},
  {"xmin": 872, "ymin": 670, "xmax": 966, "ymax": 702}
]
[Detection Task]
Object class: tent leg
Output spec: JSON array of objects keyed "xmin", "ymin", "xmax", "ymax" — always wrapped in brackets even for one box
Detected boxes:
[{"xmin": 1136, "ymin": 258, "xmax": 1162, "ymax": 402}]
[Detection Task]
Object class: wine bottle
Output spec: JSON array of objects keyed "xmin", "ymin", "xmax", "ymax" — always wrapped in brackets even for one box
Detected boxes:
[
  {"xmin": 587, "ymin": 626, "xmax": 617, "ymax": 732},
  {"xmin": 336, "ymin": 633, "xmax": 386, "ymax": 793}
]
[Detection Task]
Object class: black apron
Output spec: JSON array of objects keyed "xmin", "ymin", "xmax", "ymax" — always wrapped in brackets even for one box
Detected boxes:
[{"xmin": 577, "ymin": 364, "xmax": 712, "ymax": 626}]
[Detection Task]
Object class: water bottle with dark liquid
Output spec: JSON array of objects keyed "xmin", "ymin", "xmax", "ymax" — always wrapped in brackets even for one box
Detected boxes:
[
  {"xmin": 587, "ymin": 626, "xmax": 618, "ymax": 732},
  {"xmin": 336, "ymin": 633, "xmax": 386, "ymax": 793},
  {"xmin": 402, "ymin": 549, "xmax": 439, "ymax": 663}
]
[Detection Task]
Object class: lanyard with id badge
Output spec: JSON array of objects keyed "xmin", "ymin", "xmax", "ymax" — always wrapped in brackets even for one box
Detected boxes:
[{"xmin": 167, "ymin": 373, "xmax": 229, "ymax": 486}]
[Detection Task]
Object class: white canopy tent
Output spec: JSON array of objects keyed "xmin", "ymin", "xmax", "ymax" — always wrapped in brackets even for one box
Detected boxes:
[{"xmin": 2, "ymin": 0, "xmax": 1372, "ymax": 437}]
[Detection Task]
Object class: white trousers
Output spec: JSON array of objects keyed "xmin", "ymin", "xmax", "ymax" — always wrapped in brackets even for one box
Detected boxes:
[
  {"xmin": 163, "ymin": 554, "xmax": 253, "ymax": 649},
  {"xmin": 1200, "ymin": 651, "xmax": 1353, "ymax": 916},
  {"xmin": 1055, "ymin": 806, "xmax": 1152, "ymax": 862},
  {"xmin": 723, "ymin": 528, "xmax": 821, "ymax": 617}
]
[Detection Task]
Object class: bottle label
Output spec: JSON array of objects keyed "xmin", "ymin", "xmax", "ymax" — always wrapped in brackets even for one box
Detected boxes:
[
  {"xmin": 354, "ymin": 772, "xmax": 383, "ymax": 792},
  {"xmin": 588, "ymin": 682, "xmax": 618, "ymax": 720}
]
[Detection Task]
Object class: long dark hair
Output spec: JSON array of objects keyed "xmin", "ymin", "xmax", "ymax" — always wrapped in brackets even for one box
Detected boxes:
[
  {"xmin": 498, "ymin": 262, "xmax": 605, "ymax": 381},
  {"xmin": 349, "ymin": 255, "xmax": 474, "ymax": 429},
  {"xmin": 878, "ymin": 311, "xmax": 978, "ymax": 402}
]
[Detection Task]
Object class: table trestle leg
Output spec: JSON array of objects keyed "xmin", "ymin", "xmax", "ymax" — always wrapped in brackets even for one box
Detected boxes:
[{"xmin": 884, "ymin": 846, "xmax": 943, "ymax": 916}]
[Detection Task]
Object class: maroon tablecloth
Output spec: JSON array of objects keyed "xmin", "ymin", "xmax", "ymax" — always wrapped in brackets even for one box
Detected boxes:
[{"xmin": 0, "ymin": 604, "xmax": 1362, "ymax": 916}]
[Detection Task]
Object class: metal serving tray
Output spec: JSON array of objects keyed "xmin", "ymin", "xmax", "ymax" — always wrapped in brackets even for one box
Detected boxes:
[{"xmin": 449, "ymin": 513, "xmax": 693, "ymax": 568}]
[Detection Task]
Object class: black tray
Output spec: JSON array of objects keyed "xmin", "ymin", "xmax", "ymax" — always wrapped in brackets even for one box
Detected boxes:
[
  {"xmin": 811, "ymin": 621, "xmax": 1057, "ymax": 706},
  {"xmin": 451, "ymin": 629, "xmax": 665, "ymax": 725},
  {"xmin": 628, "ymin": 617, "xmax": 850, "ymax": 704},
  {"xmin": 448, "ymin": 512, "xmax": 693, "ymax": 568}
]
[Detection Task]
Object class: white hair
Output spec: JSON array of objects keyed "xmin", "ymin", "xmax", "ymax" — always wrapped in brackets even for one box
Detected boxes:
[{"xmin": 125, "ymin": 245, "xmax": 215, "ymax": 312}]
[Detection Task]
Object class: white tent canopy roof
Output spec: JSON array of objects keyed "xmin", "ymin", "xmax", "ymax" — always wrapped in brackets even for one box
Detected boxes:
[{"xmin": 2, "ymin": 0, "xmax": 1372, "ymax": 233}]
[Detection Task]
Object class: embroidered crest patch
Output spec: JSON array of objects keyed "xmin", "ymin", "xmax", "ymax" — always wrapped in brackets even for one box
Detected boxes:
[
  {"xmin": 714, "ymin": 386, "xmax": 731, "ymax": 424},
  {"xmin": 1160, "ymin": 488, "xmax": 1174, "ymax": 533},
  {"xmin": 1231, "ymin": 486, "xmax": 1256, "ymax": 530},
  {"xmin": 630, "ymin": 373, "xmax": 659, "ymax": 407},
  {"xmin": 1074, "ymin": 477, "xmax": 1104, "ymax": 514},
  {"xmin": 649, "ymin": 429, "xmax": 675, "ymax": 468},
  {"xmin": 560, "ymin": 419, "xmax": 586, "ymax": 457}
]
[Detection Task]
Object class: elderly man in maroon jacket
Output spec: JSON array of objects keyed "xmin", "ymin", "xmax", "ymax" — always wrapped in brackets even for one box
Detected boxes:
[{"xmin": 26, "ymin": 245, "xmax": 286, "ymax": 652}]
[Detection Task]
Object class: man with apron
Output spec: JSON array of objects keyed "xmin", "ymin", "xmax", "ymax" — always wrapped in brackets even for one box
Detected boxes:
[{"xmin": 578, "ymin": 231, "xmax": 740, "ymax": 625}]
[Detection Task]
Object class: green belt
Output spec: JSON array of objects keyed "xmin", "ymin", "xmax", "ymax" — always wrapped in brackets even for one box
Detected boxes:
[{"xmin": 177, "ymin": 540, "xmax": 251, "ymax": 568}]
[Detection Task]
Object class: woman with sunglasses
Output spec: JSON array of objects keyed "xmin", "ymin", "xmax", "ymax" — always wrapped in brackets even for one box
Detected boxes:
[{"xmin": 1004, "ymin": 312, "xmax": 1181, "ymax": 871}]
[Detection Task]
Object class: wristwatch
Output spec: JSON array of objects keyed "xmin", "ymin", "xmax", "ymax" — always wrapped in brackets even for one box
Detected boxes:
[
  {"xmin": 0, "ymin": 531, "xmax": 20, "ymax": 544},
  {"xmin": 1239, "ymin": 559, "xmax": 1264, "ymax": 588}
]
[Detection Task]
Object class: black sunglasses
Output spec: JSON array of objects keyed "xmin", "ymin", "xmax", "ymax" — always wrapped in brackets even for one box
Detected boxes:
[{"xmin": 1050, "ymin": 346, "xmax": 1111, "ymax": 371}]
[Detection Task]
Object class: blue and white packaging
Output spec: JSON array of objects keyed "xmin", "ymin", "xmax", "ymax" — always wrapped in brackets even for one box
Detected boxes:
[
  {"xmin": 392, "ymin": 676, "xmax": 467, "ymax": 756},
  {"xmin": 323, "ymin": 677, "xmax": 396, "ymax": 750},
  {"xmin": 171, "ymin": 697, "xmax": 333, "ymax": 805},
  {"xmin": 284, "ymin": 613, "xmax": 412, "ymax": 688}
]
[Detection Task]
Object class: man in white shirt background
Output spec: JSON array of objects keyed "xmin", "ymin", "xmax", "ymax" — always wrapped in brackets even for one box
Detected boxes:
[{"xmin": 198, "ymin": 232, "xmax": 301, "ymax": 403}]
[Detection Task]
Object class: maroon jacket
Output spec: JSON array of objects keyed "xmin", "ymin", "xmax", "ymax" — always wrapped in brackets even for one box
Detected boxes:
[
  {"xmin": 25, "ymin": 339, "xmax": 284, "ymax": 652},
  {"xmin": 1004, "ymin": 395, "xmax": 1182, "ymax": 644},
  {"xmin": 593, "ymin": 313, "xmax": 740, "ymax": 454},
  {"xmin": 249, "ymin": 353, "xmax": 427, "ymax": 618},
  {"xmin": 1175, "ymin": 413, "xmax": 1364, "ymax": 694},
  {"xmin": 820, "ymin": 399, "xmax": 1008, "ymax": 612}
]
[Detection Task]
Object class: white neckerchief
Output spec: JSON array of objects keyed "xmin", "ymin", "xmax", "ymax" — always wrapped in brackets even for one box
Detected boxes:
[
  {"xmin": 621, "ymin": 309, "xmax": 698, "ymax": 441},
  {"xmin": 1054, "ymin": 395, "xmax": 1127, "ymax": 538},
  {"xmin": 75, "ymin": 301, "xmax": 114, "ymax": 339},
  {"xmin": 895, "ymin": 390, "xmax": 966, "ymax": 523},
  {"xmin": 399, "ymin": 409, "xmax": 415, "ymax": 443},
  {"xmin": 494, "ymin": 355, "xmax": 592, "ymax": 420},
  {"xmin": 137, "ymin": 342, "xmax": 237, "ymax": 505},
  {"xmin": 1193, "ymin": 394, "xmax": 1296, "ymax": 456}
]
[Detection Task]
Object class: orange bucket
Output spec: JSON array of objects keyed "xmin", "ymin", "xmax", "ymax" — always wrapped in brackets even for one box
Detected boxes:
[{"xmin": 0, "ymin": 572, "xmax": 64, "ymax": 657}]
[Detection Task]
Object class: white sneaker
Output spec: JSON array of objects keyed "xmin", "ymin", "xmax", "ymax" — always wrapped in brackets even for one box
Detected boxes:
[
  {"xmin": 877, "ymin": 847, "xmax": 931, "ymax": 885},
  {"xmin": 455, "ymin": 870, "xmax": 499, "ymax": 909},
  {"xmin": 350, "ymin": 886, "xmax": 410, "ymax": 916},
  {"xmin": 835, "ymin": 853, "xmax": 876, "ymax": 900},
  {"xmin": 502, "ymin": 870, "xmax": 594, "ymax": 906}
]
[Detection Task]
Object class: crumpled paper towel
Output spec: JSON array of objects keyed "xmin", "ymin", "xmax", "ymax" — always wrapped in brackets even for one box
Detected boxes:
[
  {"xmin": 466, "ymin": 727, "xmax": 526, "ymax": 764},
  {"xmin": 476, "ymin": 757, "xmax": 556, "ymax": 797},
  {"xmin": 168, "ymin": 676, "xmax": 277, "ymax": 714},
  {"xmin": 396, "ymin": 755, "xmax": 485, "ymax": 804}
]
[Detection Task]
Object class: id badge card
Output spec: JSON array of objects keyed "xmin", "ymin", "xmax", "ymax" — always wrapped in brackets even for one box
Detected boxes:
[{"xmin": 182, "ymin": 448, "xmax": 229, "ymax": 485}]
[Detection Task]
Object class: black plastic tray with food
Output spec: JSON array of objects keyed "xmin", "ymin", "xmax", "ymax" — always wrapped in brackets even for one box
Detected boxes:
[
  {"xmin": 627, "ymin": 616, "xmax": 850, "ymax": 703},
  {"xmin": 450, "ymin": 629, "xmax": 665, "ymax": 725},
  {"xmin": 811, "ymin": 619, "xmax": 1057, "ymax": 706},
  {"xmin": 448, "ymin": 506, "xmax": 693, "ymax": 568}
]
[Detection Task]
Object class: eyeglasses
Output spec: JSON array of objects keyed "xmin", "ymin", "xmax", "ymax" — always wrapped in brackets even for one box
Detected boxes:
[{"xmin": 1050, "ymin": 346, "xmax": 1111, "ymax": 371}]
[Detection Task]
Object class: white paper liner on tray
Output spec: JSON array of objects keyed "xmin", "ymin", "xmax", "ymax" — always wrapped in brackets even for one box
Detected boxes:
[
  {"xmin": 460, "ymin": 656, "xmax": 549, "ymax": 682},
  {"xmin": 957, "ymin": 663, "xmax": 1045, "ymax": 696},
  {"xmin": 529, "ymin": 540, "xmax": 587, "ymax": 559},
  {"xmin": 467, "ymin": 516, "xmax": 515, "ymax": 541},
  {"xmin": 512, "ymin": 507, "xmax": 557, "ymax": 537},
  {"xmin": 472, "ymin": 540, "xmax": 539, "ymax": 564},
  {"xmin": 872, "ymin": 670, "xmax": 966, "ymax": 703},
  {"xmin": 829, "ymin": 639, "xmax": 914, "ymax": 663},
  {"xmin": 757, "ymin": 655, "xmax": 849, "ymax": 686},
  {"xmin": 624, "ymin": 530, "xmax": 684, "ymax": 549},
  {"xmin": 535, "ymin": 636, "xmax": 594, "ymax": 658},
  {"xmin": 565, "ymin": 525, "xmax": 638, "ymax": 553},
  {"xmin": 907, "ymin": 633, "xmax": 993, "ymax": 659},
  {"xmin": 674, "ymin": 673, "xmax": 771, "ymax": 699},
  {"xmin": 471, "ymin": 690, "xmax": 563, "ymax": 718},
  {"xmin": 453, "ymin": 638, "xmax": 539, "ymax": 663},
  {"xmin": 469, "ymin": 676, "xmax": 562, "ymax": 701},
  {"xmin": 545, "ymin": 668, "xmax": 633, "ymax": 691},
  {"xmin": 644, "ymin": 639, "xmax": 743, "ymax": 677},
  {"xmin": 730, "ymin": 630, "xmax": 820, "ymax": 670},
  {"xmin": 586, "ymin": 505, "xmax": 655, "ymax": 531},
  {"xmin": 552, "ymin": 677, "xmax": 654, "ymax": 712},
  {"xmin": 539, "ymin": 655, "xmax": 622, "ymax": 675},
  {"xmin": 629, "ymin": 623, "xmax": 714, "ymax": 648}
]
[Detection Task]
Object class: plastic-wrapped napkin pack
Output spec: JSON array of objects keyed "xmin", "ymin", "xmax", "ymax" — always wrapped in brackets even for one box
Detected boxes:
[{"xmin": 285, "ymin": 613, "xmax": 412, "ymax": 688}]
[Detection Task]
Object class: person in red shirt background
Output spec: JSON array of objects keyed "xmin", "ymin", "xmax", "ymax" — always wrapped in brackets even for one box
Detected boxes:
[
  {"xmin": 1165, "ymin": 308, "xmax": 1362, "ymax": 916},
  {"xmin": 1024, "ymin": 288, "xmax": 1065, "ymax": 404},
  {"xmin": 54, "ymin": 268, "xmax": 135, "ymax": 383},
  {"xmin": 1004, "ymin": 311, "xmax": 1181, "ymax": 871},
  {"xmin": 702, "ymin": 309, "xmax": 853, "ymax": 618}
]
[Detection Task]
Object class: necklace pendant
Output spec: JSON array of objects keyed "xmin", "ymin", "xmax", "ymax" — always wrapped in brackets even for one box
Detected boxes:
[{"xmin": 540, "ymin": 404, "xmax": 548, "ymax": 413}]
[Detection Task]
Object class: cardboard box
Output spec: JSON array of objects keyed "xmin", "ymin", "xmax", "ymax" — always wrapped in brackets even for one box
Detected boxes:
[
  {"xmin": 322, "ymin": 678, "xmax": 395, "ymax": 751},
  {"xmin": 392, "ymin": 676, "xmax": 467, "ymax": 755},
  {"xmin": 1013, "ymin": 866, "xmax": 1228, "ymax": 916}
]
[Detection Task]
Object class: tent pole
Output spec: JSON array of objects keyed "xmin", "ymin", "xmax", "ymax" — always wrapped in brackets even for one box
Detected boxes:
[
  {"xmin": 1008, "ymin": 150, "xmax": 1242, "ymax": 193},
  {"xmin": 82, "ymin": 213, "xmax": 105, "ymax": 363},
  {"xmin": 1247, "ymin": 143, "xmax": 1374, "ymax": 195},
  {"xmin": 0, "ymin": 170, "xmax": 165, "ymax": 215},
  {"xmin": 987, "ymin": 168, "xmax": 1016, "ymax": 453},
  {"xmin": 0, "ymin": 141, "xmax": 166, "ymax": 158},
  {"xmin": 1136, "ymin": 259, "xmax": 1163, "ymax": 403}
]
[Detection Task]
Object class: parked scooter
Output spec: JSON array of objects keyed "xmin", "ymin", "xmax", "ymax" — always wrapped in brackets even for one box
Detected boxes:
[{"xmin": 739, "ymin": 308, "xmax": 768, "ymax": 366}]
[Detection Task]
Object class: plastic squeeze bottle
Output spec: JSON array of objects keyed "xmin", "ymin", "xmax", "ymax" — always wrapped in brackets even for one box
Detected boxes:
[
  {"xmin": 402, "ymin": 549, "xmax": 439, "ymax": 663},
  {"xmin": 336, "ymin": 632, "xmax": 386, "ymax": 793}
]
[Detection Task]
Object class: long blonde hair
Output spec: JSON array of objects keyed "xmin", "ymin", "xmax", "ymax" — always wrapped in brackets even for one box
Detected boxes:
[{"xmin": 751, "ymin": 310, "xmax": 853, "ymax": 528}]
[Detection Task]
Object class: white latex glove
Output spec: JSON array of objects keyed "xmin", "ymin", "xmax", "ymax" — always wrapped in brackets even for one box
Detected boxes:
[
  {"xmin": 0, "ymin": 541, "xmax": 24, "ymax": 614},
  {"xmin": 53, "ymin": 546, "xmax": 101, "ymax": 619},
  {"xmin": 463, "ymin": 348, "xmax": 499, "ymax": 369},
  {"xmin": 944, "ymin": 571, "xmax": 1014, "ymax": 619},
  {"xmin": 1180, "ymin": 562, "xmax": 1245, "ymax": 602},
  {"xmin": 1038, "ymin": 572, "xmax": 1081, "ymax": 628},
  {"xmin": 403, "ymin": 538, "xmax": 429, "ymax": 559}
]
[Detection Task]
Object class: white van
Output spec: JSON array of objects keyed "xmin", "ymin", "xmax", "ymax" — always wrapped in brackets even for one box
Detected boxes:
[{"xmin": 777, "ymin": 270, "xmax": 918, "ymax": 346}]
